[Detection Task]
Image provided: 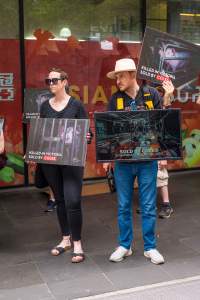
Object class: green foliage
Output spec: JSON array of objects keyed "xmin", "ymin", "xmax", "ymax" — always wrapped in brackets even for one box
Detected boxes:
[
  {"xmin": 0, "ymin": 166, "xmax": 15, "ymax": 183},
  {"xmin": 6, "ymin": 153, "xmax": 24, "ymax": 175}
]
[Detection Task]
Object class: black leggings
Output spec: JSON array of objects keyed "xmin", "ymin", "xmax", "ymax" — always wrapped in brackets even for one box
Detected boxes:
[{"xmin": 41, "ymin": 164, "xmax": 84, "ymax": 241}]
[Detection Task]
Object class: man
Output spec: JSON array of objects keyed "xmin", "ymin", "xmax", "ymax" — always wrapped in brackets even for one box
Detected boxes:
[{"xmin": 103, "ymin": 58, "xmax": 173, "ymax": 264}]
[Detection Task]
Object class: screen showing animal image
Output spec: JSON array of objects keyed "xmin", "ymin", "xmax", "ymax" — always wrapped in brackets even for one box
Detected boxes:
[
  {"xmin": 95, "ymin": 109, "xmax": 182, "ymax": 162},
  {"xmin": 23, "ymin": 89, "xmax": 52, "ymax": 122},
  {"xmin": 137, "ymin": 27, "xmax": 200, "ymax": 88},
  {"xmin": 26, "ymin": 118, "xmax": 89, "ymax": 166}
]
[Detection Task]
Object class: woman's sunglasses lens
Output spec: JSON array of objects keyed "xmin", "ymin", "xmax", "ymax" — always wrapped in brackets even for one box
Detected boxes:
[
  {"xmin": 52, "ymin": 78, "xmax": 59, "ymax": 84},
  {"xmin": 45, "ymin": 78, "xmax": 59, "ymax": 85}
]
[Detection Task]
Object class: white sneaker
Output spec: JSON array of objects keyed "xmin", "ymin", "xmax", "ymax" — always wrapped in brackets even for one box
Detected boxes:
[
  {"xmin": 109, "ymin": 246, "xmax": 132, "ymax": 262},
  {"xmin": 144, "ymin": 249, "xmax": 164, "ymax": 265}
]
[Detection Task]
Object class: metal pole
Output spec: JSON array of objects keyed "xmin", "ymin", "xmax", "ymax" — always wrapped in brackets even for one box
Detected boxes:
[
  {"xmin": 18, "ymin": 0, "xmax": 29, "ymax": 186},
  {"xmin": 141, "ymin": 0, "xmax": 147, "ymax": 37}
]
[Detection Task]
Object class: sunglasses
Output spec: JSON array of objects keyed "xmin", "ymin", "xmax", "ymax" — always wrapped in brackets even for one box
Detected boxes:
[{"xmin": 45, "ymin": 78, "xmax": 63, "ymax": 85}]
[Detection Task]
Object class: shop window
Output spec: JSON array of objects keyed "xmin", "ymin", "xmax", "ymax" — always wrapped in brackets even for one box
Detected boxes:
[
  {"xmin": 146, "ymin": 0, "xmax": 167, "ymax": 32},
  {"xmin": 24, "ymin": 0, "xmax": 142, "ymax": 42},
  {"xmin": 168, "ymin": 0, "xmax": 200, "ymax": 44},
  {"xmin": 24, "ymin": 0, "xmax": 142, "ymax": 179},
  {"xmin": 0, "ymin": 1, "xmax": 19, "ymax": 38}
]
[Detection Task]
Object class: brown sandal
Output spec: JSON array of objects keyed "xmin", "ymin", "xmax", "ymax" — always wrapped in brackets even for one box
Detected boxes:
[
  {"xmin": 71, "ymin": 253, "xmax": 85, "ymax": 263},
  {"xmin": 51, "ymin": 245, "xmax": 71, "ymax": 256}
]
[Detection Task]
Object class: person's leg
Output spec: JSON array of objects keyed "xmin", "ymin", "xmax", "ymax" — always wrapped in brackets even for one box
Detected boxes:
[
  {"xmin": 41, "ymin": 164, "xmax": 71, "ymax": 253},
  {"xmin": 159, "ymin": 184, "xmax": 173, "ymax": 219},
  {"xmin": 62, "ymin": 165, "xmax": 84, "ymax": 262},
  {"xmin": 137, "ymin": 161, "xmax": 157, "ymax": 251},
  {"xmin": 160, "ymin": 185, "xmax": 170, "ymax": 204},
  {"xmin": 49, "ymin": 187, "xmax": 55, "ymax": 201},
  {"xmin": 109, "ymin": 162, "xmax": 135, "ymax": 262},
  {"xmin": 114, "ymin": 162, "xmax": 134, "ymax": 250},
  {"xmin": 46, "ymin": 187, "xmax": 56, "ymax": 212},
  {"xmin": 138, "ymin": 161, "xmax": 164, "ymax": 264},
  {"xmin": 157, "ymin": 169, "xmax": 173, "ymax": 218}
]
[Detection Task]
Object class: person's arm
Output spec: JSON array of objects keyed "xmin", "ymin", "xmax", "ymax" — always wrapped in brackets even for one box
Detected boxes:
[
  {"xmin": 103, "ymin": 95, "xmax": 116, "ymax": 171},
  {"xmin": 77, "ymin": 101, "xmax": 94, "ymax": 143},
  {"xmin": 196, "ymin": 95, "xmax": 200, "ymax": 104},
  {"xmin": 0, "ymin": 131, "xmax": 5, "ymax": 154},
  {"xmin": 39, "ymin": 101, "xmax": 46, "ymax": 118},
  {"xmin": 162, "ymin": 80, "xmax": 174, "ymax": 107},
  {"xmin": 150, "ymin": 87, "xmax": 163, "ymax": 109}
]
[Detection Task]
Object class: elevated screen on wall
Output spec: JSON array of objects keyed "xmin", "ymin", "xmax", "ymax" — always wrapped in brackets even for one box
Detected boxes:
[
  {"xmin": 137, "ymin": 27, "xmax": 200, "ymax": 88},
  {"xmin": 95, "ymin": 109, "xmax": 182, "ymax": 162},
  {"xmin": 26, "ymin": 118, "xmax": 89, "ymax": 166}
]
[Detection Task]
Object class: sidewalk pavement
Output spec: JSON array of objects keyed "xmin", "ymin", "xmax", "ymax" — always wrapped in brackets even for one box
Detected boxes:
[
  {"xmin": 75, "ymin": 276, "xmax": 200, "ymax": 300},
  {"xmin": 0, "ymin": 170, "xmax": 200, "ymax": 300}
]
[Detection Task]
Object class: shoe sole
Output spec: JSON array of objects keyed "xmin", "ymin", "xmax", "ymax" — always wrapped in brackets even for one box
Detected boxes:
[
  {"xmin": 144, "ymin": 252, "xmax": 164, "ymax": 265},
  {"xmin": 109, "ymin": 251, "xmax": 133, "ymax": 262},
  {"xmin": 159, "ymin": 209, "xmax": 174, "ymax": 219}
]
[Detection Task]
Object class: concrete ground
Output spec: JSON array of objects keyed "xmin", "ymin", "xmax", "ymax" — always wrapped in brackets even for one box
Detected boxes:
[{"xmin": 0, "ymin": 170, "xmax": 200, "ymax": 300}]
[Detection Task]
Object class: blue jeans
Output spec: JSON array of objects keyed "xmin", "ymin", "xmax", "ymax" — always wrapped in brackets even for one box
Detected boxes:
[{"xmin": 114, "ymin": 161, "xmax": 158, "ymax": 251}]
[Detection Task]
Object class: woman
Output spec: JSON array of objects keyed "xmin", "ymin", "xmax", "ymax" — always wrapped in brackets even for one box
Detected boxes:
[{"xmin": 40, "ymin": 67, "xmax": 90, "ymax": 263}]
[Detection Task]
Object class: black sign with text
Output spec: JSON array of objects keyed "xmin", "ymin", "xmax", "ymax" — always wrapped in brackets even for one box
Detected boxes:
[
  {"xmin": 137, "ymin": 27, "xmax": 200, "ymax": 88},
  {"xmin": 26, "ymin": 118, "xmax": 89, "ymax": 166},
  {"xmin": 23, "ymin": 89, "xmax": 52, "ymax": 122},
  {"xmin": 95, "ymin": 109, "xmax": 182, "ymax": 162}
]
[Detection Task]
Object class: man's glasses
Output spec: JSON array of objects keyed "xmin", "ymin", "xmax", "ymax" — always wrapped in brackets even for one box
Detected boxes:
[{"xmin": 45, "ymin": 78, "xmax": 62, "ymax": 85}]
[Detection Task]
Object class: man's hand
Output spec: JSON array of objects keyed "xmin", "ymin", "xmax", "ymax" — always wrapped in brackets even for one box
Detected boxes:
[
  {"xmin": 158, "ymin": 160, "xmax": 167, "ymax": 169},
  {"xmin": 162, "ymin": 80, "xmax": 174, "ymax": 95},
  {"xmin": 103, "ymin": 163, "xmax": 111, "ymax": 173},
  {"xmin": 162, "ymin": 80, "xmax": 174, "ymax": 107}
]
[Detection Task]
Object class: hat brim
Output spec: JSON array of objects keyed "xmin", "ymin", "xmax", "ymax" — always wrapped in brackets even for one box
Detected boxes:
[{"xmin": 106, "ymin": 68, "xmax": 136, "ymax": 79}]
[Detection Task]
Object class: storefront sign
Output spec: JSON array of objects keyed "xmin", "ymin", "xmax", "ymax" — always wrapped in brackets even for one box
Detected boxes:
[{"xmin": 0, "ymin": 73, "xmax": 14, "ymax": 101}]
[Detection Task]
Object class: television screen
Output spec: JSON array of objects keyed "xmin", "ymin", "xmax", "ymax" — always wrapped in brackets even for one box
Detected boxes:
[{"xmin": 95, "ymin": 109, "xmax": 182, "ymax": 162}]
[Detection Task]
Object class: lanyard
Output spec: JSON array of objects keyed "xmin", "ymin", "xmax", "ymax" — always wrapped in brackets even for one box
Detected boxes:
[{"xmin": 130, "ymin": 100, "xmax": 137, "ymax": 111}]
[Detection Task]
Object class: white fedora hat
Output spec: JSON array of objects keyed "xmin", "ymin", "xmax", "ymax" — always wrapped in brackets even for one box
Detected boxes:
[{"xmin": 107, "ymin": 58, "xmax": 136, "ymax": 79}]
